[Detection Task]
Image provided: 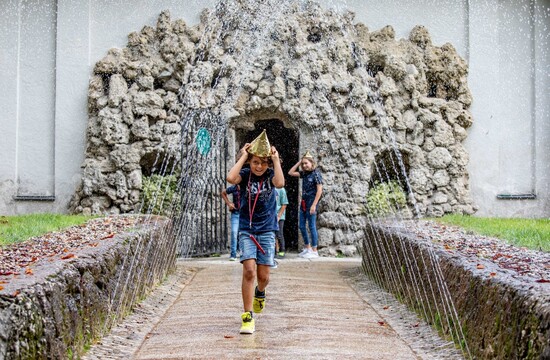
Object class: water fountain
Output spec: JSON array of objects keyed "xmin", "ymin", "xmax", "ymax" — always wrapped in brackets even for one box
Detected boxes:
[{"xmin": 66, "ymin": 0, "xmax": 548, "ymax": 358}]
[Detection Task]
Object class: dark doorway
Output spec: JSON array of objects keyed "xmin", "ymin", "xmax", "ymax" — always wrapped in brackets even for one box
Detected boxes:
[{"xmin": 237, "ymin": 120, "xmax": 300, "ymax": 251}]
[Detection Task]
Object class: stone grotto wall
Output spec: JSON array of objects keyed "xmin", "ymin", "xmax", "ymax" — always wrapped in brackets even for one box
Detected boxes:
[
  {"xmin": 362, "ymin": 223, "xmax": 550, "ymax": 359},
  {"xmin": 0, "ymin": 217, "xmax": 176, "ymax": 360},
  {"xmin": 72, "ymin": 2, "xmax": 476, "ymax": 254}
]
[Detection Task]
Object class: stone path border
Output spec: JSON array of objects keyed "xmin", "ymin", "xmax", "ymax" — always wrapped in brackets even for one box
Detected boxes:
[{"xmin": 83, "ymin": 266, "xmax": 197, "ymax": 359}]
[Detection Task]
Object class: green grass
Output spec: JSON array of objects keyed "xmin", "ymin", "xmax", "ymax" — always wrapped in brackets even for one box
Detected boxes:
[
  {"xmin": 434, "ymin": 215, "xmax": 550, "ymax": 252},
  {"xmin": 0, "ymin": 213, "xmax": 94, "ymax": 246}
]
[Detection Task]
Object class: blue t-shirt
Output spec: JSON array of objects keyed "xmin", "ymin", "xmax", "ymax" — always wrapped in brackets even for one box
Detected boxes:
[
  {"xmin": 300, "ymin": 169, "xmax": 323, "ymax": 207},
  {"xmin": 238, "ymin": 168, "xmax": 278, "ymax": 233},
  {"xmin": 226, "ymin": 185, "xmax": 241, "ymax": 213},
  {"xmin": 275, "ymin": 188, "xmax": 289, "ymax": 221}
]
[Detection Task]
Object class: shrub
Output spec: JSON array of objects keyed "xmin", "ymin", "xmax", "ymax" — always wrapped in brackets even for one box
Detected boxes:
[
  {"xmin": 140, "ymin": 174, "xmax": 180, "ymax": 215},
  {"xmin": 365, "ymin": 180, "xmax": 408, "ymax": 218}
]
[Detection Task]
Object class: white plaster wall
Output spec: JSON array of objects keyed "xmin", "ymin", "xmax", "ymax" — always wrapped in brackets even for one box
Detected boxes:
[
  {"xmin": 0, "ymin": 1, "xmax": 20, "ymax": 210},
  {"xmin": 466, "ymin": 0, "xmax": 549, "ymax": 217},
  {"xmin": 0, "ymin": 0, "xmax": 57, "ymax": 214},
  {"xmin": 0, "ymin": 0, "xmax": 548, "ymax": 217}
]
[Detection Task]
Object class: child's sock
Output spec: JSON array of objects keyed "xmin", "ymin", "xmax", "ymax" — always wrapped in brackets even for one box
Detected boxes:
[{"xmin": 255, "ymin": 286, "xmax": 265, "ymax": 298}]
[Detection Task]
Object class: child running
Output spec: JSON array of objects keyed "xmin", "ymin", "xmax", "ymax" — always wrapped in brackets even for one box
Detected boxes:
[{"xmin": 226, "ymin": 130, "xmax": 284, "ymax": 334}]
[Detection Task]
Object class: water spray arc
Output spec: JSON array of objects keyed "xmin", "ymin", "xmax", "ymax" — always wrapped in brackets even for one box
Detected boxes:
[{"xmin": 77, "ymin": 1, "xmax": 481, "ymax": 356}]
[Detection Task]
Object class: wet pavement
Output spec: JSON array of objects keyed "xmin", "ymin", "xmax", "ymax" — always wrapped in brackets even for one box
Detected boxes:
[{"xmin": 130, "ymin": 255, "xmax": 420, "ymax": 360}]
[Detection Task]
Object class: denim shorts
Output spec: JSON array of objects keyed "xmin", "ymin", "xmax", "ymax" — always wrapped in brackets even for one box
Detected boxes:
[{"xmin": 239, "ymin": 231, "xmax": 275, "ymax": 266}]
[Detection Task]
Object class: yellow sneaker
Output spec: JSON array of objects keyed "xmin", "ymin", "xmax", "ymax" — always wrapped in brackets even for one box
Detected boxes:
[
  {"xmin": 240, "ymin": 312, "xmax": 255, "ymax": 334},
  {"xmin": 253, "ymin": 295, "xmax": 265, "ymax": 313}
]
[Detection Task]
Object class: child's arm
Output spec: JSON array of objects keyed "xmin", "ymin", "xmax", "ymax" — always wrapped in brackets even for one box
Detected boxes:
[
  {"xmin": 277, "ymin": 204, "xmax": 287, "ymax": 221},
  {"xmin": 271, "ymin": 146, "xmax": 285, "ymax": 188},
  {"xmin": 227, "ymin": 144, "xmax": 250, "ymax": 184},
  {"xmin": 288, "ymin": 160, "xmax": 301, "ymax": 177},
  {"xmin": 221, "ymin": 189, "xmax": 236, "ymax": 211},
  {"xmin": 310, "ymin": 184, "xmax": 323, "ymax": 214}
]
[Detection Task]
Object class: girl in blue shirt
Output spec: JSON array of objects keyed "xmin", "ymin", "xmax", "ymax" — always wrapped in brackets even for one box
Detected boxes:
[{"xmin": 289, "ymin": 152, "xmax": 323, "ymax": 258}]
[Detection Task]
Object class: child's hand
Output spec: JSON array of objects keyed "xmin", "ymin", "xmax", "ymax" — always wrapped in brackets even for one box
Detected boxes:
[
  {"xmin": 309, "ymin": 205, "xmax": 316, "ymax": 215},
  {"xmin": 239, "ymin": 143, "xmax": 251, "ymax": 159},
  {"xmin": 228, "ymin": 204, "xmax": 236, "ymax": 211},
  {"xmin": 271, "ymin": 146, "xmax": 280, "ymax": 161}
]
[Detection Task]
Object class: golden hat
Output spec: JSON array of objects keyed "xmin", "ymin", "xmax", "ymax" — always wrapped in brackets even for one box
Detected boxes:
[
  {"xmin": 248, "ymin": 129, "xmax": 271, "ymax": 157},
  {"xmin": 302, "ymin": 150, "xmax": 314, "ymax": 159}
]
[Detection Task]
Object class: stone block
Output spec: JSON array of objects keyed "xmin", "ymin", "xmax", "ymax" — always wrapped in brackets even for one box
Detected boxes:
[
  {"xmin": 0, "ymin": 217, "xmax": 175, "ymax": 359},
  {"xmin": 362, "ymin": 224, "xmax": 550, "ymax": 359}
]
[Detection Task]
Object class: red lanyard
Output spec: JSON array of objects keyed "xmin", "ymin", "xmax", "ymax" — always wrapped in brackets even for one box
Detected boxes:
[{"xmin": 248, "ymin": 175, "xmax": 263, "ymax": 229}]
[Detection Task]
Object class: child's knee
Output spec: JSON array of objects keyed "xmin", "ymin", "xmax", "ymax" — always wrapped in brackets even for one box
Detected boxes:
[
  {"xmin": 257, "ymin": 272, "xmax": 270, "ymax": 285},
  {"xmin": 242, "ymin": 266, "xmax": 256, "ymax": 282}
]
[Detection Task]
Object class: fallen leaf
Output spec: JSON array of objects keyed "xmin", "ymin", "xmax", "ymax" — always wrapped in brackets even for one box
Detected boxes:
[
  {"xmin": 12, "ymin": 290, "xmax": 20, "ymax": 297},
  {"xmin": 61, "ymin": 253, "xmax": 76, "ymax": 260},
  {"xmin": 489, "ymin": 272, "xmax": 497, "ymax": 277},
  {"xmin": 378, "ymin": 321, "xmax": 385, "ymax": 326},
  {"xmin": 412, "ymin": 323, "xmax": 420, "ymax": 327},
  {"xmin": 25, "ymin": 268, "xmax": 33, "ymax": 275},
  {"xmin": 383, "ymin": 306, "xmax": 390, "ymax": 310},
  {"xmin": 535, "ymin": 279, "xmax": 550, "ymax": 283},
  {"xmin": 102, "ymin": 233, "xmax": 115, "ymax": 240},
  {"xmin": 90, "ymin": 242, "xmax": 99, "ymax": 247},
  {"xmin": 476, "ymin": 264, "xmax": 485, "ymax": 269},
  {"xmin": 224, "ymin": 335, "xmax": 234, "ymax": 339},
  {"xmin": 0, "ymin": 285, "xmax": 3, "ymax": 291}
]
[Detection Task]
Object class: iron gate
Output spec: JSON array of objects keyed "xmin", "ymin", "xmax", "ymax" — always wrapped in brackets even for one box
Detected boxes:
[{"xmin": 177, "ymin": 118, "xmax": 229, "ymax": 257}]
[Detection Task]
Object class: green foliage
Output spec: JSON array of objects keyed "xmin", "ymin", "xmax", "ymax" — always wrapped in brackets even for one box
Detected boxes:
[
  {"xmin": 434, "ymin": 215, "xmax": 550, "ymax": 252},
  {"xmin": 140, "ymin": 174, "xmax": 180, "ymax": 216},
  {"xmin": 365, "ymin": 181, "xmax": 407, "ymax": 218},
  {"xmin": 0, "ymin": 214, "xmax": 93, "ymax": 246}
]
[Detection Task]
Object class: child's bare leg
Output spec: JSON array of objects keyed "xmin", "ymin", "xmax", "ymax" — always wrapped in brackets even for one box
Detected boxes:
[
  {"xmin": 256, "ymin": 265, "xmax": 270, "ymax": 292},
  {"xmin": 242, "ymin": 259, "xmax": 256, "ymax": 311}
]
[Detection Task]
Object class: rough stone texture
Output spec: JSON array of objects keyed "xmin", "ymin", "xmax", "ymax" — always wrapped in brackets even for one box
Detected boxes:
[
  {"xmin": 0, "ymin": 217, "xmax": 176, "ymax": 360},
  {"xmin": 72, "ymin": 3, "xmax": 476, "ymax": 252},
  {"xmin": 361, "ymin": 223, "xmax": 550, "ymax": 360}
]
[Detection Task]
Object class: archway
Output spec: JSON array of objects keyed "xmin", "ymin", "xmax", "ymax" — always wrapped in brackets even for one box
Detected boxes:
[{"xmin": 236, "ymin": 119, "xmax": 300, "ymax": 251}]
